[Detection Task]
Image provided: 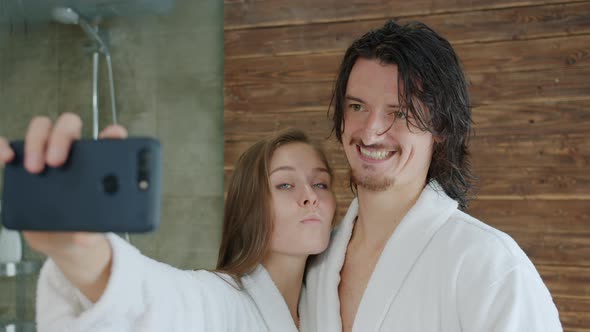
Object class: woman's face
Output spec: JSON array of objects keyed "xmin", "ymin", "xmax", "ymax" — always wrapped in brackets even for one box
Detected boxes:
[{"xmin": 267, "ymin": 143, "xmax": 335, "ymax": 257}]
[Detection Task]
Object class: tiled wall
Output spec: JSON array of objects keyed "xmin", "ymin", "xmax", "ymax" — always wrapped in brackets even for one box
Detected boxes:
[{"xmin": 0, "ymin": 0, "xmax": 223, "ymax": 324}]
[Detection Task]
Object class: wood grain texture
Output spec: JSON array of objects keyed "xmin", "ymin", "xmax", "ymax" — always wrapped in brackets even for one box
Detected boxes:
[
  {"xmin": 225, "ymin": 2, "xmax": 590, "ymax": 57},
  {"xmin": 512, "ymin": 231, "xmax": 590, "ymax": 266},
  {"xmin": 458, "ymin": 35, "xmax": 590, "ymax": 73},
  {"xmin": 469, "ymin": 200, "xmax": 590, "ymax": 236},
  {"xmin": 225, "ymin": 35, "xmax": 590, "ymax": 86},
  {"xmin": 225, "ymin": 0, "xmax": 589, "ymax": 30},
  {"xmin": 539, "ymin": 265, "xmax": 590, "ymax": 297},
  {"xmin": 556, "ymin": 296, "xmax": 590, "ymax": 329}
]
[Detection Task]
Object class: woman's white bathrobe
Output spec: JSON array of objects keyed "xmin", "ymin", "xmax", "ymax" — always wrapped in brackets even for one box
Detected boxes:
[
  {"xmin": 36, "ymin": 233, "xmax": 299, "ymax": 332},
  {"xmin": 302, "ymin": 181, "xmax": 562, "ymax": 331}
]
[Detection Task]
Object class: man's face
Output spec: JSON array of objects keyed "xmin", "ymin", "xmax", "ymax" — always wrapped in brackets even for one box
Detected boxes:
[{"xmin": 341, "ymin": 58, "xmax": 434, "ymax": 192}]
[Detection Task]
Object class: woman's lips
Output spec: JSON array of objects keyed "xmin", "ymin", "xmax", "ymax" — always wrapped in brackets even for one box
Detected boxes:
[{"xmin": 300, "ymin": 215, "xmax": 322, "ymax": 224}]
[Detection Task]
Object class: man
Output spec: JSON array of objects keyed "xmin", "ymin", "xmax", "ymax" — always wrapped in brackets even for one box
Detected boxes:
[{"xmin": 301, "ymin": 20, "xmax": 562, "ymax": 331}]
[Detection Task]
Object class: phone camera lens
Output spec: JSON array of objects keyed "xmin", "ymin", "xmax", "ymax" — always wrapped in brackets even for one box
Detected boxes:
[
  {"xmin": 102, "ymin": 174, "xmax": 119, "ymax": 194},
  {"xmin": 138, "ymin": 149, "xmax": 151, "ymax": 191},
  {"xmin": 139, "ymin": 149, "xmax": 150, "ymax": 167}
]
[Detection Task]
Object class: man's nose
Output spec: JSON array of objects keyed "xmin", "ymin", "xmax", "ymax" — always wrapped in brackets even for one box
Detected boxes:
[{"xmin": 360, "ymin": 110, "xmax": 392, "ymax": 144}]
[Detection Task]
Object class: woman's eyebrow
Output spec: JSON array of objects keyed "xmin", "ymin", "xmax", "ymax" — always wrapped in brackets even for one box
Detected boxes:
[
  {"xmin": 313, "ymin": 167, "xmax": 330, "ymax": 174},
  {"xmin": 269, "ymin": 166, "xmax": 330, "ymax": 175},
  {"xmin": 270, "ymin": 166, "xmax": 295, "ymax": 175}
]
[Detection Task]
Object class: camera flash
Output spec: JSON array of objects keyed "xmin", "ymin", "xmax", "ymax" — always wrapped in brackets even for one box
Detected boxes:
[{"xmin": 139, "ymin": 180, "xmax": 149, "ymax": 190}]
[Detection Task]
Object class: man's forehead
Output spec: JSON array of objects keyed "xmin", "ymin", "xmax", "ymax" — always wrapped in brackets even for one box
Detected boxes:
[
  {"xmin": 347, "ymin": 59, "xmax": 400, "ymax": 98},
  {"xmin": 350, "ymin": 58, "xmax": 398, "ymax": 79}
]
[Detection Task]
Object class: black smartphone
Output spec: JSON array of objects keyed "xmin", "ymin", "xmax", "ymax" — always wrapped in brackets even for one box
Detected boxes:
[{"xmin": 1, "ymin": 138, "xmax": 162, "ymax": 233}]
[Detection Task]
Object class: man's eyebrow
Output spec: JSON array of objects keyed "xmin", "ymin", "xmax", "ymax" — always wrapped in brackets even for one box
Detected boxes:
[
  {"xmin": 346, "ymin": 95, "xmax": 400, "ymax": 108},
  {"xmin": 345, "ymin": 95, "xmax": 366, "ymax": 104}
]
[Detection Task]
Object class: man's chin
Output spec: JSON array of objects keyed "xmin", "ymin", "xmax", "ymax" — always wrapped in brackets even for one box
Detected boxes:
[{"xmin": 352, "ymin": 173, "xmax": 395, "ymax": 192}]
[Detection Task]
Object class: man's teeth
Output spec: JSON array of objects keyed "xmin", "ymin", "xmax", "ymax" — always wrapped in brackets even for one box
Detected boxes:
[{"xmin": 359, "ymin": 147, "xmax": 393, "ymax": 160}]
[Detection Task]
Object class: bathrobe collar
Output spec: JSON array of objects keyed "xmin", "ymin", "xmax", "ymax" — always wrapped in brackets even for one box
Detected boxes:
[
  {"xmin": 314, "ymin": 181, "xmax": 458, "ymax": 331},
  {"xmin": 242, "ymin": 264, "xmax": 299, "ymax": 332}
]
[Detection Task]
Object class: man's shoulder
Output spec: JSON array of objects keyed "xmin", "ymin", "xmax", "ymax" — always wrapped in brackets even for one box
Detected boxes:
[
  {"xmin": 445, "ymin": 210, "xmax": 521, "ymax": 253},
  {"xmin": 456, "ymin": 210, "xmax": 520, "ymax": 246},
  {"xmin": 435, "ymin": 209, "xmax": 536, "ymax": 274}
]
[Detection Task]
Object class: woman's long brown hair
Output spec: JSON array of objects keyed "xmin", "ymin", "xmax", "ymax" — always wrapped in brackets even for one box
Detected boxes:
[{"xmin": 216, "ymin": 128, "xmax": 332, "ymax": 285}]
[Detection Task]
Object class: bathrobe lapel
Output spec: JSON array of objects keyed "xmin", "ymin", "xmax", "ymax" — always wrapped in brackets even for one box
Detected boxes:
[
  {"xmin": 310, "ymin": 198, "xmax": 360, "ymax": 331},
  {"xmin": 310, "ymin": 182, "xmax": 458, "ymax": 332},
  {"xmin": 242, "ymin": 265, "xmax": 299, "ymax": 332},
  {"xmin": 352, "ymin": 182, "xmax": 458, "ymax": 331}
]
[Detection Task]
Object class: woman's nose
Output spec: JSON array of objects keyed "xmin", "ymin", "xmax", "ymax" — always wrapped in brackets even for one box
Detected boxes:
[{"xmin": 300, "ymin": 185, "xmax": 319, "ymax": 207}]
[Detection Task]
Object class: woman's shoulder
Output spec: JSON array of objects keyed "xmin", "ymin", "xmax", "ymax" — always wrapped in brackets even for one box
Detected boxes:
[
  {"xmin": 139, "ymin": 261, "xmax": 244, "ymax": 296},
  {"xmin": 190, "ymin": 270, "xmax": 241, "ymax": 291}
]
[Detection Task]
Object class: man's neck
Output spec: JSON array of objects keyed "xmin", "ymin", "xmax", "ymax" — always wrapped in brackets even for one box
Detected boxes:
[{"xmin": 353, "ymin": 180, "xmax": 426, "ymax": 250}]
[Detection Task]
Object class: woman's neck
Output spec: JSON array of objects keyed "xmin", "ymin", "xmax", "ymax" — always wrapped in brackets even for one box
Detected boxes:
[{"xmin": 262, "ymin": 253, "xmax": 308, "ymax": 327}]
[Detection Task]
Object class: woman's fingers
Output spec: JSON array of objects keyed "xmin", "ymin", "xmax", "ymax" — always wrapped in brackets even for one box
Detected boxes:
[
  {"xmin": 24, "ymin": 116, "xmax": 53, "ymax": 173},
  {"xmin": 0, "ymin": 137, "xmax": 15, "ymax": 165},
  {"xmin": 99, "ymin": 124, "xmax": 128, "ymax": 139},
  {"xmin": 46, "ymin": 113, "xmax": 83, "ymax": 167},
  {"xmin": 17, "ymin": 113, "xmax": 128, "ymax": 173}
]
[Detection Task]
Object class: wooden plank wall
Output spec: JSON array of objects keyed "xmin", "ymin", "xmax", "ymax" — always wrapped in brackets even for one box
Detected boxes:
[{"xmin": 224, "ymin": 1, "xmax": 590, "ymax": 330}]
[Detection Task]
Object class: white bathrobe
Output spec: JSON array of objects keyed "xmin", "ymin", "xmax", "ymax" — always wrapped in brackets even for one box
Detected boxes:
[
  {"xmin": 36, "ymin": 233, "xmax": 299, "ymax": 332},
  {"xmin": 303, "ymin": 181, "xmax": 562, "ymax": 331}
]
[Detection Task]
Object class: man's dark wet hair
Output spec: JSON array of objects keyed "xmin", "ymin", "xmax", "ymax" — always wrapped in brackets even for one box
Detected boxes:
[{"xmin": 330, "ymin": 20, "xmax": 475, "ymax": 210}]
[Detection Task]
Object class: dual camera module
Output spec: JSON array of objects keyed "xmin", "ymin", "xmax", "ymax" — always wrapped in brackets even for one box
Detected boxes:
[{"xmin": 102, "ymin": 148, "xmax": 151, "ymax": 194}]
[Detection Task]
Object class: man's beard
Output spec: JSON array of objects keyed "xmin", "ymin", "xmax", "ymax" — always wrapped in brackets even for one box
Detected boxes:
[
  {"xmin": 351, "ymin": 164, "xmax": 395, "ymax": 192},
  {"xmin": 346, "ymin": 136, "xmax": 398, "ymax": 192}
]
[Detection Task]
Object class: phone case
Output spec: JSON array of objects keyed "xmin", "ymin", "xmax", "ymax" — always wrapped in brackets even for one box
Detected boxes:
[{"xmin": 1, "ymin": 137, "xmax": 162, "ymax": 233}]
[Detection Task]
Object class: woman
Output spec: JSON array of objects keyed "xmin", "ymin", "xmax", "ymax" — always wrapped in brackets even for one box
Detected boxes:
[{"xmin": 0, "ymin": 113, "xmax": 336, "ymax": 331}]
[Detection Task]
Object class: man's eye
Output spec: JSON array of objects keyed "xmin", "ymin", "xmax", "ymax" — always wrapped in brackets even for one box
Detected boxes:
[
  {"xmin": 349, "ymin": 104, "xmax": 363, "ymax": 112},
  {"xmin": 394, "ymin": 111, "xmax": 407, "ymax": 119},
  {"xmin": 276, "ymin": 183, "xmax": 293, "ymax": 189}
]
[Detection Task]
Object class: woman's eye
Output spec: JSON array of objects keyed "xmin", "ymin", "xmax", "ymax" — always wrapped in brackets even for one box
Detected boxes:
[
  {"xmin": 313, "ymin": 183, "xmax": 329, "ymax": 190},
  {"xmin": 276, "ymin": 183, "xmax": 293, "ymax": 190}
]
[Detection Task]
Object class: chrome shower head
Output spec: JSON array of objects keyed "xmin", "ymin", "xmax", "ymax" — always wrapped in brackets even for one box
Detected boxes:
[
  {"xmin": 51, "ymin": 7, "xmax": 80, "ymax": 25},
  {"xmin": 52, "ymin": 7, "xmax": 109, "ymax": 54}
]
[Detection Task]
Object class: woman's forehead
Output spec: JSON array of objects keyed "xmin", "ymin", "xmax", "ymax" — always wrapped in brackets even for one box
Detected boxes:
[{"xmin": 270, "ymin": 143, "xmax": 326, "ymax": 172}]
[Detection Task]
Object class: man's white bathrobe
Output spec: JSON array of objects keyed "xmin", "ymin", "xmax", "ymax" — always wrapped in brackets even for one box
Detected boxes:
[
  {"xmin": 36, "ymin": 234, "xmax": 299, "ymax": 332},
  {"xmin": 303, "ymin": 181, "xmax": 562, "ymax": 331}
]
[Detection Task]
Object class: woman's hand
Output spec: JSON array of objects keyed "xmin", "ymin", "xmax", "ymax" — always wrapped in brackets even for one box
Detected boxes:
[{"xmin": 0, "ymin": 112, "xmax": 128, "ymax": 302}]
